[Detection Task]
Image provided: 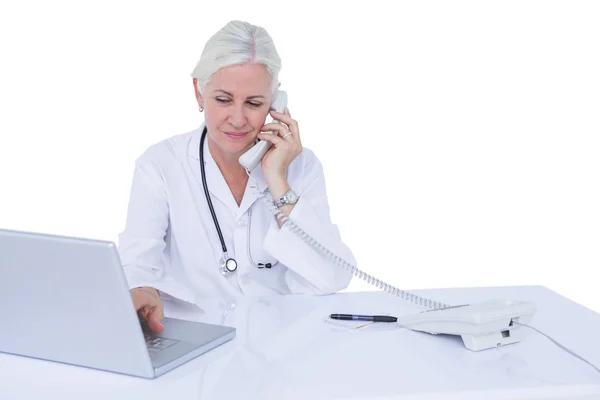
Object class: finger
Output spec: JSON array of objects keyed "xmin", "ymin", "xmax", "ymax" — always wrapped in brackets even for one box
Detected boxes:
[
  {"xmin": 263, "ymin": 124, "xmax": 296, "ymax": 144},
  {"xmin": 262, "ymin": 123, "xmax": 291, "ymax": 138},
  {"xmin": 137, "ymin": 305, "xmax": 156, "ymax": 332},
  {"xmin": 132, "ymin": 297, "xmax": 145, "ymax": 313},
  {"xmin": 147, "ymin": 306, "xmax": 165, "ymax": 333},
  {"xmin": 268, "ymin": 110, "xmax": 293, "ymax": 127},
  {"xmin": 137, "ymin": 305, "xmax": 150, "ymax": 321},
  {"xmin": 271, "ymin": 109, "xmax": 299, "ymax": 134},
  {"xmin": 257, "ymin": 132, "xmax": 286, "ymax": 146}
]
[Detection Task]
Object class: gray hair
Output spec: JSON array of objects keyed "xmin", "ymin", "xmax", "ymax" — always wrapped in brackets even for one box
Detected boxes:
[{"xmin": 191, "ymin": 20, "xmax": 282, "ymax": 99}]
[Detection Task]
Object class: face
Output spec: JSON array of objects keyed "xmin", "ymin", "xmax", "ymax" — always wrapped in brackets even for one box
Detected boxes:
[{"xmin": 194, "ymin": 63, "xmax": 273, "ymax": 157}]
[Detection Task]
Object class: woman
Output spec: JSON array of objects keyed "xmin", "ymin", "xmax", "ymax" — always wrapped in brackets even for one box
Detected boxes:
[{"xmin": 119, "ymin": 20, "xmax": 355, "ymax": 333}]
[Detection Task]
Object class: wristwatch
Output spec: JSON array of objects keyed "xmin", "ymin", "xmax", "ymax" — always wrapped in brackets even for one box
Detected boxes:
[{"xmin": 273, "ymin": 189, "xmax": 299, "ymax": 208}]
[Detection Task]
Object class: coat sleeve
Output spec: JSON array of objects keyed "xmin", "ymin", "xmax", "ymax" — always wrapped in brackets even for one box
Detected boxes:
[
  {"xmin": 117, "ymin": 148, "xmax": 196, "ymax": 304},
  {"xmin": 262, "ymin": 149, "xmax": 355, "ymax": 295}
]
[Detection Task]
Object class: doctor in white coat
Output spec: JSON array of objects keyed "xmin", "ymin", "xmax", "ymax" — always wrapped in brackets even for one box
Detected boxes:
[{"xmin": 118, "ymin": 20, "xmax": 355, "ymax": 333}]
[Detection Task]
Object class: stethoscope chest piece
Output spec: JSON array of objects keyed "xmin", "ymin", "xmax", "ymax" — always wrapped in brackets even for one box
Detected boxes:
[{"xmin": 219, "ymin": 255, "xmax": 238, "ymax": 277}]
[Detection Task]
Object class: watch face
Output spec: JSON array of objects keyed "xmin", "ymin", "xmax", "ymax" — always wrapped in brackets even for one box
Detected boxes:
[{"xmin": 286, "ymin": 190, "xmax": 298, "ymax": 203}]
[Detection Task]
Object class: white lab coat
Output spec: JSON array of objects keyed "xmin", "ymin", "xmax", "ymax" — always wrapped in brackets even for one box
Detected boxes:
[{"xmin": 117, "ymin": 123, "xmax": 355, "ymax": 305}]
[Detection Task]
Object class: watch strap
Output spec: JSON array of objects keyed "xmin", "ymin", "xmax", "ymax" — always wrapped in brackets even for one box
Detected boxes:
[{"xmin": 273, "ymin": 189, "xmax": 298, "ymax": 208}]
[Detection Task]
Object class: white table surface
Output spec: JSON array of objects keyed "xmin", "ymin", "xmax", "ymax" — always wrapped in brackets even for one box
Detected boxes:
[{"xmin": 1, "ymin": 285, "xmax": 600, "ymax": 400}]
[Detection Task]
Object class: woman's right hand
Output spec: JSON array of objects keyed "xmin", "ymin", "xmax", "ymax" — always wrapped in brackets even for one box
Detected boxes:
[{"xmin": 131, "ymin": 287, "xmax": 164, "ymax": 333}]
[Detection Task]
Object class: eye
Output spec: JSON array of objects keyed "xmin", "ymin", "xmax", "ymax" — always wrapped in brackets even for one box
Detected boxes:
[
  {"xmin": 215, "ymin": 97, "xmax": 230, "ymax": 103},
  {"xmin": 248, "ymin": 102, "xmax": 263, "ymax": 108}
]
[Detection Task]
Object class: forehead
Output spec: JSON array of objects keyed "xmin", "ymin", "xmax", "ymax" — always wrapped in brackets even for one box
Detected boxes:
[{"xmin": 209, "ymin": 63, "xmax": 271, "ymax": 96}]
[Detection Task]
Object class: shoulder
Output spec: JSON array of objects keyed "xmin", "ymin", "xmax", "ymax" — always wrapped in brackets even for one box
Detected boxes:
[{"xmin": 134, "ymin": 128, "xmax": 200, "ymax": 168}]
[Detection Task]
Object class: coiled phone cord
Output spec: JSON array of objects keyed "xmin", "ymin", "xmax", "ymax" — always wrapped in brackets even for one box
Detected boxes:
[
  {"xmin": 246, "ymin": 171, "xmax": 452, "ymax": 311},
  {"xmin": 247, "ymin": 172, "xmax": 600, "ymax": 377}
]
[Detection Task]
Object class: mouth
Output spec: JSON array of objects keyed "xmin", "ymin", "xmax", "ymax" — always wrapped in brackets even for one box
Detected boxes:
[{"xmin": 224, "ymin": 131, "xmax": 250, "ymax": 141}]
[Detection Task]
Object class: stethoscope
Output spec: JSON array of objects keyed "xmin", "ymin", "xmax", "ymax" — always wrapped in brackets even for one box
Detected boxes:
[{"xmin": 199, "ymin": 128, "xmax": 279, "ymax": 277}]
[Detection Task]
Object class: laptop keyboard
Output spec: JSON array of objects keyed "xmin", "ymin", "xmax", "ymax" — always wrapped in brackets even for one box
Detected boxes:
[{"xmin": 145, "ymin": 336, "xmax": 178, "ymax": 355}]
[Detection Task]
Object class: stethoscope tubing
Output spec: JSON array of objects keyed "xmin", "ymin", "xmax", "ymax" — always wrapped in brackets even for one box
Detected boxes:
[
  {"xmin": 199, "ymin": 128, "xmax": 278, "ymax": 272},
  {"xmin": 199, "ymin": 128, "xmax": 228, "ymax": 254}
]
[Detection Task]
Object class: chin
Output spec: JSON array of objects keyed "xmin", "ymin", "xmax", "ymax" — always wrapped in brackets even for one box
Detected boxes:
[{"xmin": 220, "ymin": 134, "xmax": 256, "ymax": 154}]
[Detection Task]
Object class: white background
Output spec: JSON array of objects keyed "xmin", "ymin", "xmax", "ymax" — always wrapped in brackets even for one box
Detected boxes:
[{"xmin": 1, "ymin": 1, "xmax": 598, "ymax": 311}]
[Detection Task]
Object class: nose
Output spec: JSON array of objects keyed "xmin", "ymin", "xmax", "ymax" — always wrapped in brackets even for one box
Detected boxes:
[{"xmin": 227, "ymin": 103, "xmax": 247, "ymax": 129}]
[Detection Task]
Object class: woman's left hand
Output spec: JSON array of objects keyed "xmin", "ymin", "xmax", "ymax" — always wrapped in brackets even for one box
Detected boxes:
[{"xmin": 258, "ymin": 107, "xmax": 303, "ymax": 183}]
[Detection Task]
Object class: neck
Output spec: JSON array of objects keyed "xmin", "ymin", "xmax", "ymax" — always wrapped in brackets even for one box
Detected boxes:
[{"xmin": 207, "ymin": 136, "xmax": 250, "ymax": 179}]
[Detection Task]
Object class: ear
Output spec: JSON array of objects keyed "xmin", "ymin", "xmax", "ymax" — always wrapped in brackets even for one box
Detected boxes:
[{"xmin": 193, "ymin": 78, "xmax": 204, "ymax": 108}]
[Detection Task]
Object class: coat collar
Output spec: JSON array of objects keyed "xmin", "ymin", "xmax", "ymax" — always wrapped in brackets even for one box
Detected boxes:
[{"xmin": 188, "ymin": 123, "xmax": 269, "ymax": 216}]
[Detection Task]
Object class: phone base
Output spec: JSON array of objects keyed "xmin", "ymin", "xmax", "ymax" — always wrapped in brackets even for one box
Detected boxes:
[
  {"xmin": 397, "ymin": 299, "xmax": 537, "ymax": 351},
  {"xmin": 460, "ymin": 328, "xmax": 527, "ymax": 351}
]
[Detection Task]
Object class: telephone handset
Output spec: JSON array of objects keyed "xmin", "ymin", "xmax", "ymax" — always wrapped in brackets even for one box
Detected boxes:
[{"xmin": 238, "ymin": 91, "xmax": 288, "ymax": 171}]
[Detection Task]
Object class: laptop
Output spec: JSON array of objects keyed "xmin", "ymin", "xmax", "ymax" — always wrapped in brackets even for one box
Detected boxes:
[{"xmin": 0, "ymin": 228, "xmax": 236, "ymax": 379}]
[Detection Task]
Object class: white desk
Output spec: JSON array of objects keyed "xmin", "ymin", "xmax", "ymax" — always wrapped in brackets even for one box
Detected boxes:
[{"xmin": 1, "ymin": 285, "xmax": 600, "ymax": 399}]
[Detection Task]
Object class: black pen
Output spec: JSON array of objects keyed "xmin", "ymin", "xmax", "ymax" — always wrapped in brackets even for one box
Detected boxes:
[{"xmin": 329, "ymin": 314, "xmax": 397, "ymax": 323}]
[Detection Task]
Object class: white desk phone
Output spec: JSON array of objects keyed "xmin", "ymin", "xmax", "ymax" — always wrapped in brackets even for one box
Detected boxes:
[{"xmin": 239, "ymin": 90, "xmax": 538, "ymax": 352}]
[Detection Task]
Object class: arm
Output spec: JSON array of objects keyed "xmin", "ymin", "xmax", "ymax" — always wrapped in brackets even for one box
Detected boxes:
[
  {"xmin": 257, "ymin": 108, "xmax": 354, "ymax": 294},
  {"xmin": 262, "ymin": 150, "xmax": 355, "ymax": 295},
  {"xmin": 118, "ymin": 148, "xmax": 196, "ymax": 304},
  {"xmin": 268, "ymin": 177, "xmax": 295, "ymax": 229}
]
